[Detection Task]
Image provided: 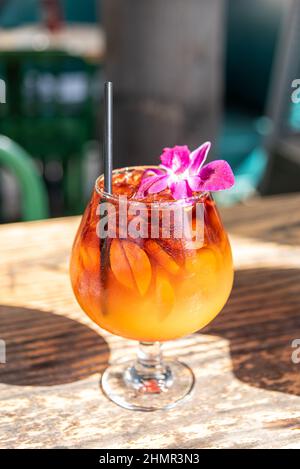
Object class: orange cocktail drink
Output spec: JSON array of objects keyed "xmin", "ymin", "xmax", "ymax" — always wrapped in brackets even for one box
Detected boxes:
[{"xmin": 70, "ymin": 167, "xmax": 233, "ymax": 342}]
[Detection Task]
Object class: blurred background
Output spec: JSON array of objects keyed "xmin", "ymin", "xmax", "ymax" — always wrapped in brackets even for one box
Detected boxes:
[{"xmin": 0, "ymin": 0, "xmax": 299, "ymax": 223}]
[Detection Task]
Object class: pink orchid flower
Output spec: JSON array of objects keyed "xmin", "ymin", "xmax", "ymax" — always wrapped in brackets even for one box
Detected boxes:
[{"xmin": 136, "ymin": 142, "xmax": 234, "ymax": 200}]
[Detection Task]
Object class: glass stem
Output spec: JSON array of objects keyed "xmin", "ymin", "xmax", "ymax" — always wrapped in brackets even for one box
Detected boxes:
[
  {"xmin": 137, "ymin": 342, "xmax": 163, "ymax": 370},
  {"xmin": 124, "ymin": 342, "xmax": 173, "ymax": 393}
]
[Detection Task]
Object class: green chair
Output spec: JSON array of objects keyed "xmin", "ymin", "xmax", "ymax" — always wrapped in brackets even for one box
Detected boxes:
[{"xmin": 0, "ymin": 135, "xmax": 49, "ymax": 221}]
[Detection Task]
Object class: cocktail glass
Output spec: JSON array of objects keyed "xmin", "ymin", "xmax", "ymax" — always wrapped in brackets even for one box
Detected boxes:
[{"xmin": 70, "ymin": 167, "xmax": 233, "ymax": 410}]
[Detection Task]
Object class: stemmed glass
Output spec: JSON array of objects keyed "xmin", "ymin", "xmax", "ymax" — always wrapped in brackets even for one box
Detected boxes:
[{"xmin": 70, "ymin": 167, "xmax": 233, "ymax": 411}]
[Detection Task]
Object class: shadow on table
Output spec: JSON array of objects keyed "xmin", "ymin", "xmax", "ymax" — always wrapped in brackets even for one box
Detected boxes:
[
  {"xmin": 0, "ymin": 306, "xmax": 110, "ymax": 386},
  {"xmin": 203, "ymin": 267, "xmax": 300, "ymax": 396}
]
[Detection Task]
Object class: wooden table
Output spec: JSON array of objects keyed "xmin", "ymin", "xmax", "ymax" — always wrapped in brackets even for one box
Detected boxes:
[{"xmin": 0, "ymin": 193, "xmax": 300, "ymax": 449}]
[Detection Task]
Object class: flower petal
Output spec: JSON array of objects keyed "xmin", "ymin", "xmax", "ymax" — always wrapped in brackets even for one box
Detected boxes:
[
  {"xmin": 172, "ymin": 151, "xmax": 190, "ymax": 174},
  {"xmin": 160, "ymin": 147, "xmax": 173, "ymax": 168},
  {"xmin": 148, "ymin": 175, "xmax": 169, "ymax": 194},
  {"xmin": 160, "ymin": 145, "xmax": 190, "ymax": 174},
  {"xmin": 189, "ymin": 141, "xmax": 211, "ymax": 175},
  {"xmin": 198, "ymin": 160, "xmax": 235, "ymax": 191},
  {"xmin": 187, "ymin": 175, "xmax": 202, "ymax": 191},
  {"xmin": 170, "ymin": 180, "xmax": 192, "ymax": 200},
  {"xmin": 135, "ymin": 175, "xmax": 157, "ymax": 197},
  {"xmin": 144, "ymin": 168, "xmax": 165, "ymax": 176}
]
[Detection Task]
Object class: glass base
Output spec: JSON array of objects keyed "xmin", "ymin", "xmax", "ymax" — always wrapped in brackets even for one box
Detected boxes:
[{"xmin": 101, "ymin": 358, "xmax": 195, "ymax": 411}]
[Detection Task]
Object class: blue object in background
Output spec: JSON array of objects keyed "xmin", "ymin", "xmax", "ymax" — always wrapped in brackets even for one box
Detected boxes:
[
  {"xmin": 216, "ymin": 112, "xmax": 270, "ymax": 205},
  {"xmin": 63, "ymin": 0, "xmax": 98, "ymax": 23},
  {"xmin": 215, "ymin": 144, "xmax": 268, "ymax": 206},
  {"xmin": 290, "ymin": 102, "xmax": 300, "ymax": 132},
  {"xmin": 0, "ymin": 0, "xmax": 98, "ymax": 28},
  {"xmin": 225, "ymin": 0, "xmax": 284, "ymax": 114},
  {"xmin": 0, "ymin": 0, "xmax": 39, "ymax": 27}
]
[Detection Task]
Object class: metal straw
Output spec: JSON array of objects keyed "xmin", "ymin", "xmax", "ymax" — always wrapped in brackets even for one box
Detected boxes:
[{"xmin": 103, "ymin": 81, "xmax": 113, "ymax": 193}]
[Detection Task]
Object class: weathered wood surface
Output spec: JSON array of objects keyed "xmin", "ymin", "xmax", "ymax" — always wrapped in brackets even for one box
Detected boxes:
[{"xmin": 0, "ymin": 193, "xmax": 300, "ymax": 449}]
